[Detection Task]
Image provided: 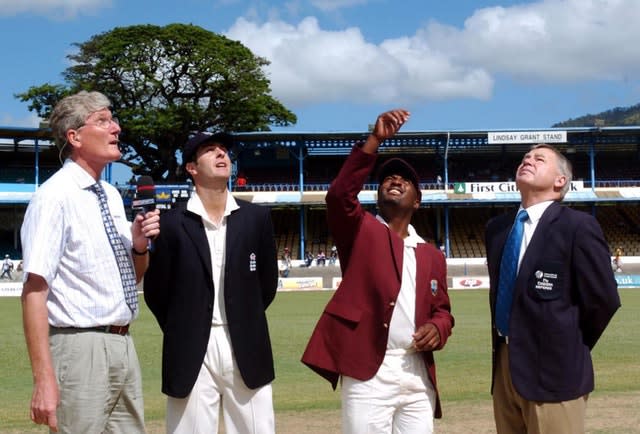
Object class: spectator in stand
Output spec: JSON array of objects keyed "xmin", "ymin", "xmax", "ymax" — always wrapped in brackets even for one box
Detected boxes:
[
  {"xmin": 613, "ymin": 247, "xmax": 623, "ymax": 273},
  {"xmin": 329, "ymin": 245, "xmax": 338, "ymax": 265},
  {"xmin": 316, "ymin": 250, "xmax": 326, "ymax": 266},
  {"xmin": 439, "ymin": 245, "xmax": 446, "ymax": 258},
  {"xmin": 304, "ymin": 251, "xmax": 314, "ymax": 267},
  {"xmin": 1, "ymin": 254, "xmax": 13, "ymax": 279},
  {"xmin": 280, "ymin": 247, "xmax": 292, "ymax": 277}
]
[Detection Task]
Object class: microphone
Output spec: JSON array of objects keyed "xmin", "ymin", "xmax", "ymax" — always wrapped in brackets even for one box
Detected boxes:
[{"xmin": 132, "ymin": 176, "xmax": 156, "ymax": 215}]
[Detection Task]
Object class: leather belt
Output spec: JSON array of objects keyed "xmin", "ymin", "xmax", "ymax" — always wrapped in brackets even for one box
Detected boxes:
[
  {"xmin": 52, "ymin": 325, "xmax": 130, "ymax": 336},
  {"xmin": 496, "ymin": 335, "xmax": 509, "ymax": 345},
  {"xmin": 92, "ymin": 325, "xmax": 130, "ymax": 335}
]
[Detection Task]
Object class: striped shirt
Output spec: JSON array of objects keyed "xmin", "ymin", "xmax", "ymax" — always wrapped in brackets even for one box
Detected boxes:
[{"xmin": 21, "ymin": 160, "xmax": 137, "ymax": 327}]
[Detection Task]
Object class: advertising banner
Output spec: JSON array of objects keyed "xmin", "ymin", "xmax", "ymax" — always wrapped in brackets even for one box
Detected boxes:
[{"xmin": 277, "ymin": 277, "xmax": 326, "ymax": 291}]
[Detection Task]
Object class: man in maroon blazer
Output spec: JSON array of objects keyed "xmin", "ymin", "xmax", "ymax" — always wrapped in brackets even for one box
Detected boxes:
[
  {"xmin": 485, "ymin": 144, "xmax": 620, "ymax": 433},
  {"xmin": 302, "ymin": 109, "xmax": 454, "ymax": 434}
]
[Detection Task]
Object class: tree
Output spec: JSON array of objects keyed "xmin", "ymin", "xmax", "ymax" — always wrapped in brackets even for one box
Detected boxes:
[{"xmin": 16, "ymin": 23, "xmax": 297, "ymax": 181}]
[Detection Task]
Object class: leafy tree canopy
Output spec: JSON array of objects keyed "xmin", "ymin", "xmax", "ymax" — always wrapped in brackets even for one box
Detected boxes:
[{"xmin": 16, "ymin": 23, "xmax": 297, "ymax": 181}]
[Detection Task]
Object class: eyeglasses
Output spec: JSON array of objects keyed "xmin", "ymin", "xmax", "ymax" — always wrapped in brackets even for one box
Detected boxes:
[{"xmin": 79, "ymin": 117, "xmax": 119, "ymax": 130}]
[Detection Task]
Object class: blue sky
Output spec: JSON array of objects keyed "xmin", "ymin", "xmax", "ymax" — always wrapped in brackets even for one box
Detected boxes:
[{"xmin": 2, "ymin": 0, "xmax": 640, "ymax": 180}]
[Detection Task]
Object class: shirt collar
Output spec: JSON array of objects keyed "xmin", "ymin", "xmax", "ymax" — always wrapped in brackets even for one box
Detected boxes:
[
  {"xmin": 521, "ymin": 200, "xmax": 554, "ymax": 223},
  {"xmin": 187, "ymin": 189, "xmax": 239, "ymax": 225},
  {"xmin": 375, "ymin": 214, "xmax": 425, "ymax": 247},
  {"xmin": 63, "ymin": 159, "xmax": 102, "ymax": 190}
]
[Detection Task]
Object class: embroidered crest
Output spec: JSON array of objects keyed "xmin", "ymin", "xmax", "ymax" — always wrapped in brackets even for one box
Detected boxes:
[
  {"xmin": 249, "ymin": 253, "xmax": 257, "ymax": 271},
  {"xmin": 431, "ymin": 279, "xmax": 438, "ymax": 295}
]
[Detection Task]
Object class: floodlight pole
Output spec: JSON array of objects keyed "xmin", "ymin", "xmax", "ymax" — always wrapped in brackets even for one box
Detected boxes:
[
  {"xmin": 297, "ymin": 141, "xmax": 306, "ymax": 259},
  {"xmin": 589, "ymin": 134, "xmax": 596, "ymax": 191},
  {"xmin": 443, "ymin": 132, "xmax": 451, "ymax": 257},
  {"xmin": 34, "ymin": 138, "xmax": 40, "ymax": 188}
]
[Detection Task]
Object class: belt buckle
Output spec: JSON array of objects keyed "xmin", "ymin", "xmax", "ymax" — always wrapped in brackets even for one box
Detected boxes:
[{"xmin": 105, "ymin": 325, "xmax": 128, "ymax": 335}]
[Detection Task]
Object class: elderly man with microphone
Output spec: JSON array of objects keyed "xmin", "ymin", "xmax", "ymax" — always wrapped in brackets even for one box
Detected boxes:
[{"xmin": 21, "ymin": 90, "xmax": 160, "ymax": 433}]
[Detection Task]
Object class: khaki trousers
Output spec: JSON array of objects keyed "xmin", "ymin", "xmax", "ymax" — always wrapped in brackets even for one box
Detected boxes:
[
  {"xmin": 50, "ymin": 328, "xmax": 145, "ymax": 434},
  {"xmin": 493, "ymin": 343, "xmax": 588, "ymax": 434}
]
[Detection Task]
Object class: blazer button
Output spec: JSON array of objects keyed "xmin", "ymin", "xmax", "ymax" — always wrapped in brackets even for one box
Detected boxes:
[
  {"xmin": 383, "ymin": 323, "xmax": 389, "ymax": 328},
  {"xmin": 389, "ymin": 301, "xmax": 395, "ymax": 306}
]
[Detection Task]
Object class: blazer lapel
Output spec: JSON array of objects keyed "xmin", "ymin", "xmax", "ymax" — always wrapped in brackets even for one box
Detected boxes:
[
  {"xmin": 181, "ymin": 210, "xmax": 214, "ymax": 284},
  {"xmin": 496, "ymin": 211, "xmax": 516, "ymax": 259},
  {"xmin": 387, "ymin": 226, "xmax": 404, "ymax": 283},
  {"xmin": 225, "ymin": 203, "xmax": 243, "ymax": 258}
]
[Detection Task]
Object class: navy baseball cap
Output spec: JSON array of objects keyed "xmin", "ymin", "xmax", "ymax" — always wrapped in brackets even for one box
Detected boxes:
[
  {"xmin": 183, "ymin": 132, "xmax": 234, "ymax": 164},
  {"xmin": 377, "ymin": 157, "xmax": 422, "ymax": 201}
]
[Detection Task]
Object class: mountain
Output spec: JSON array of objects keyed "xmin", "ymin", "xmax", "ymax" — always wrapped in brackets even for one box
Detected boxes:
[{"xmin": 553, "ymin": 103, "xmax": 640, "ymax": 127}]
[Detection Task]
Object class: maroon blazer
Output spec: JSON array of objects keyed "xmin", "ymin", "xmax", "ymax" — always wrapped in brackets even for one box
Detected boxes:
[{"xmin": 301, "ymin": 145, "xmax": 454, "ymax": 418}]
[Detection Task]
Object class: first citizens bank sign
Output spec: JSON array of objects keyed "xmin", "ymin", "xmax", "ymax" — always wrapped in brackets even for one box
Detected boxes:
[
  {"xmin": 454, "ymin": 130, "xmax": 578, "ymax": 195},
  {"xmin": 455, "ymin": 180, "xmax": 584, "ymax": 194}
]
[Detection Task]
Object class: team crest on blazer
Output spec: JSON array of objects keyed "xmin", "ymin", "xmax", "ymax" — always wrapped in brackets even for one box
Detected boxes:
[
  {"xmin": 534, "ymin": 269, "xmax": 557, "ymax": 291},
  {"xmin": 530, "ymin": 265, "xmax": 563, "ymax": 300},
  {"xmin": 431, "ymin": 279, "xmax": 438, "ymax": 295}
]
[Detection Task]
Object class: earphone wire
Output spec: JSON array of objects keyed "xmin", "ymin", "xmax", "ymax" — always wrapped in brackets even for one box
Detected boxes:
[{"xmin": 58, "ymin": 141, "xmax": 67, "ymax": 166}]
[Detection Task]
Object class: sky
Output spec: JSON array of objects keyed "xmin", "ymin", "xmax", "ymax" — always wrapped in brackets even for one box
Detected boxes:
[{"xmin": 2, "ymin": 0, "xmax": 640, "ymax": 180}]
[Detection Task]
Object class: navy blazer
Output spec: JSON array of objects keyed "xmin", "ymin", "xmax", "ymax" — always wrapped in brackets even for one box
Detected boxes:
[
  {"xmin": 485, "ymin": 202, "xmax": 620, "ymax": 402},
  {"xmin": 144, "ymin": 198, "xmax": 278, "ymax": 397},
  {"xmin": 302, "ymin": 146, "xmax": 454, "ymax": 418}
]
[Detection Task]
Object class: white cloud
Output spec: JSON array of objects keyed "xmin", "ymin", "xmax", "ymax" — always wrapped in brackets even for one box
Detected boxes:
[
  {"xmin": 226, "ymin": 0, "xmax": 640, "ymax": 107},
  {"xmin": 422, "ymin": 0, "xmax": 640, "ymax": 82},
  {"xmin": 226, "ymin": 16, "xmax": 493, "ymax": 107},
  {"xmin": 0, "ymin": 0, "xmax": 112, "ymax": 18}
]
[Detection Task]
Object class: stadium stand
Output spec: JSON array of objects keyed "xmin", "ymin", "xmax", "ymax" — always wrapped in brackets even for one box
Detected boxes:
[{"xmin": 2, "ymin": 126, "xmax": 640, "ymax": 263}]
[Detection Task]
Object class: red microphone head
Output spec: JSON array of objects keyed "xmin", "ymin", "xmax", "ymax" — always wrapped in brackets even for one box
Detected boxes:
[{"xmin": 133, "ymin": 176, "xmax": 155, "ymax": 213}]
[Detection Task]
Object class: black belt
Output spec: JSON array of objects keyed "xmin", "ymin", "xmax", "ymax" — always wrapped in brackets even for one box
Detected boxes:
[
  {"xmin": 53, "ymin": 325, "xmax": 130, "ymax": 336},
  {"xmin": 496, "ymin": 335, "xmax": 508, "ymax": 344}
]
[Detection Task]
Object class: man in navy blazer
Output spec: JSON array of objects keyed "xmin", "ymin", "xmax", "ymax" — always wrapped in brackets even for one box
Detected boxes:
[
  {"xmin": 485, "ymin": 144, "xmax": 620, "ymax": 433},
  {"xmin": 302, "ymin": 109, "xmax": 454, "ymax": 434},
  {"xmin": 144, "ymin": 132, "xmax": 278, "ymax": 434}
]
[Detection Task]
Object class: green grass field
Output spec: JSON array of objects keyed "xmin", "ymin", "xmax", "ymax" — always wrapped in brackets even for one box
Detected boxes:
[{"xmin": 1, "ymin": 288, "xmax": 639, "ymax": 432}]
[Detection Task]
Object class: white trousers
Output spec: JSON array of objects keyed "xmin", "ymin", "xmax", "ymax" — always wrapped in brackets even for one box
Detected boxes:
[
  {"xmin": 341, "ymin": 348, "xmax": 436, "ymax": 434},
  {"xmin": 166, "ymin": 325, "xmax": 275, "ymax": 434}
]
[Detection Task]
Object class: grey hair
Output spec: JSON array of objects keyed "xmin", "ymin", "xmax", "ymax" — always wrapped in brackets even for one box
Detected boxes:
[
  {"xmin": 49, "ymin": 91, "xmax": 112, "ymax": 158},
  {"xmin": 529, "ymin": 143, "xmax": 573, "ymax": 199}
]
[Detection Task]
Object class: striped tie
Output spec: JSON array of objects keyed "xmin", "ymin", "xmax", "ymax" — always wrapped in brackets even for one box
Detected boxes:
[{"xmin": 89, "ymin": 182, "xmax": 138, "ymax": 313}]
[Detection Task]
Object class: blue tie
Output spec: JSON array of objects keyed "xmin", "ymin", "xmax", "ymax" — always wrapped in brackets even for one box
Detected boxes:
[
  {"xmin": 495, "ymin": 210, "xmax": 529, "ymax": 337},
  {"xmin": 90, "ymin": 183, "xmax": 138, "ymax": 313}
]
